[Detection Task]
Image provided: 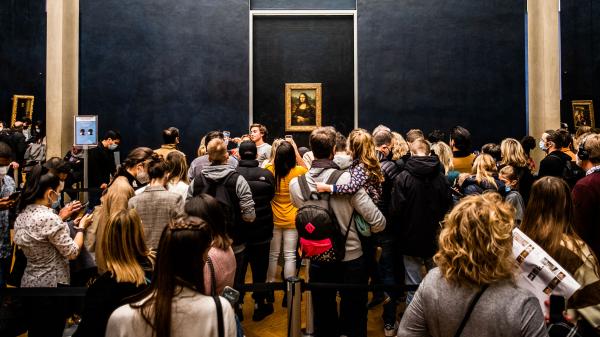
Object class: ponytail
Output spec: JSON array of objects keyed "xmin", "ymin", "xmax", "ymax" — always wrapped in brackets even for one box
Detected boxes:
[{"xmin": 115, "ymin": 147, "xmax": 155, "ymax": 178}]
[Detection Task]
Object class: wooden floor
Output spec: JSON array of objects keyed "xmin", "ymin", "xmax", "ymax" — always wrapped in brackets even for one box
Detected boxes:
[{"xmin": 241, "ymin": 266, "xmax": 405, "ymax": 337}]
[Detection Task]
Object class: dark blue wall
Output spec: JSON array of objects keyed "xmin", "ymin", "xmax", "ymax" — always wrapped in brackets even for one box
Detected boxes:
[
  {"xmin": 80, "ymin": 0, "xmax": 249, "ymax": 158},
  {"xmin": 0, "ymin": 0, "xmax": 46, "ymax": 126},
  {"xmin": 560, "ymin": 0, "xmax": 600, "ymax": 130},
  {"xmin": 80, "ymin": 1, "xmax": 526, "ymax": 156},
  {"xmin": 358, "ymin": 0, "xmax": 526, "ymax": 148}
]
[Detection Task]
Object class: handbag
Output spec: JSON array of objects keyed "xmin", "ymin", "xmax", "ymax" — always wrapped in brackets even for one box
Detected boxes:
[{"xmin": 454, "ymin": 284, "xmax": 489, "ymax": 337}]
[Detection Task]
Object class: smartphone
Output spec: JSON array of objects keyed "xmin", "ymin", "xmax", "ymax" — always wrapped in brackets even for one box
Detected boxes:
[
  {"xmin": 221, "ymin": 286, "xmax": 240, "ymax": 305},
  {"xmin": 285, "ymin": 135, "xmax": 293, "ymax": 140},
  {"xmin": 549, "ymin": 295, "xmax": 565, "ymax": 323},
  {"xmin": 223, "ymin": 131, "xmax": 230, "ymax": 139}
]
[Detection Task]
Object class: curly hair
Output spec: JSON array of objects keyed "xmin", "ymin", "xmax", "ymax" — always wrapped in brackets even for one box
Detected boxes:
[
  {"xmin": 500, "ymin": 138, "xmax": 528, "ymax": 168},
  {"xmin": 347, "ymin": 129, "xmax": 384, "ymax": 183},
  {"xmin": 434, "ymin": 193, "xmax": 516, "ymax": 287},
  {"xmin": 391, "ymin": 132, "xmax": 409, "ymax": 161}
]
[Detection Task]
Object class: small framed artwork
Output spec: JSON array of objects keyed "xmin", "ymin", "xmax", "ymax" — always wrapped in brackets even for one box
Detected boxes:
[
  {"xmin": 572, "ymin": 100, "xmax": 595, "ymax": 128},
  {"xmin": 285, "ymin": 83, "xmax": 322, "ymax": 132},
  {"xmin": 11, "ymin": 95, "xmax": 35, "ymax": 127}
]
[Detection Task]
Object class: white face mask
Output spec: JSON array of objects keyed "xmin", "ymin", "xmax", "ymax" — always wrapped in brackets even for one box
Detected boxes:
[
  {"xmin": 108, "ymin": 144, "xmax": 118, "ymax": 151},
  {"xmin": 136, "ymin": 166, "xmax": 150, "ymax": 184},
  {"xmin": 0, "ymin": 166, "xmax": 9, "ymax": 177}
]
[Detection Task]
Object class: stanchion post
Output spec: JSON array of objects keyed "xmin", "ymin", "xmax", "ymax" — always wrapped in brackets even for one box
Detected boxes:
[
  {"xmin": 303, "ymin": 259, "xmax": 314, "ymax": 337},
  {"xmin": 82, "ymin": 145, "xmax": 89, "ymax": 203},
  {"xmin": 287, "ymin": 277, "xmax": 302, "ymax": 337}
]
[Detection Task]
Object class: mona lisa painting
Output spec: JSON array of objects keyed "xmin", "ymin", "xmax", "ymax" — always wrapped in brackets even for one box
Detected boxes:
[{"xmin": 285, "ymin": 83, "xmax": 322, "ymax": 132}]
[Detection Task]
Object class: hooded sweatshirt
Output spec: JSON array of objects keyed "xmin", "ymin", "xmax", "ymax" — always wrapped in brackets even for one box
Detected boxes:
[
  {"xmin": 391, "ymin": 155, "xmax": 452, "ymax": 257},
  {"xmin": 187, "ymin": 164, "xmax": 256, "ymax": 224}
]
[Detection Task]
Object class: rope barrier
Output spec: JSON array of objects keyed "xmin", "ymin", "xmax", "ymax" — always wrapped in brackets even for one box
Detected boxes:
[{"xmin": 0, "ymin": 282, "xmax": 418, "ymax": 297}]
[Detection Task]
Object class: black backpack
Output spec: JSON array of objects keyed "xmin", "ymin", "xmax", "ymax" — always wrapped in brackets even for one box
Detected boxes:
[
  {"xmin": 295, "ymin": 170, "xmax": 352, "ymax": 264},
  {"xmin": 193, "ymin": 171, "xmax": 241, "ymax": 238},
  {"xmin": 549, "ymin": 153, "xmax": 585, "ymax": 188}
]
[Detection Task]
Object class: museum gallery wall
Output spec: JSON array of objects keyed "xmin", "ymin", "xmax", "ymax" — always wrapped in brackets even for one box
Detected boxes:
[
  {"xmin": 0, "ymin": 0, "xmax": 535, "ymax": 156},
  {"xmin": 0, "ymin": 0, "xmax": 46, "ymax": 126}
]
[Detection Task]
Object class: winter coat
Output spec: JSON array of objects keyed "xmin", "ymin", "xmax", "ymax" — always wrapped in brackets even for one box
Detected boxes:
[
  {"xmin": 391, "ymin": 155, "xmax": 452, "ymax": 257},
  {"xmin": 236, "ymin": 159, "xmax": 276, "ymax": 244}
]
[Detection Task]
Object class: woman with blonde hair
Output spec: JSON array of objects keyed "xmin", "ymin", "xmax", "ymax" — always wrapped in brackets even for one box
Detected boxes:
[
  {"xmin": 166, "ymin": 151, "xmax": 190, "ymax": 200},
  {"xmin": 459, "ymin": 154, "xmax": 505, "ymax": 196},
  {"xmin": 91, "ymin": 172, "xmax": 135, "ymax": 274},
  {"xmin": 392, "ymin": 131, "xmax": 410, "ymax": 161},
  {"xmin": 75, "ymin": 209, "xmax": 154, "ymax": 337},
  {"xmin": 431, "ymin": 141, "xmax": 459, "ymax": 185},
  {"xmin": 398, "ymin": 193, "xmax": 547, "ymax": 337},
  {"xmin": 261, "ymin": 138, "xmax": 283, "ymax": 168},
  {"xmin": 499, "ymin": 138, "xmax": 534, "ymax": 202},
  {"xmin": 521, "ymin": 177, "xmax": 600, "ymax": 335}
]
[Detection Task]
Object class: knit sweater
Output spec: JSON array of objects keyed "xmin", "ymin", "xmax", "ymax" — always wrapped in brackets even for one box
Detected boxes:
[{"xmin": 572, "ymin": 171, "xmax": 600, "ymax": 260}]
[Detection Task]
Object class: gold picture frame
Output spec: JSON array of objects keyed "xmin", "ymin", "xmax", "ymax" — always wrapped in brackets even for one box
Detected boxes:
[
  {"xmin": 572, "ymin": 100, "xmax": 595, "ymax": 128},
  {"xmin": 285, "ymin": 83, "xmax": 322, "ymax": 132},
  {"xmin": 11, "ymin": 95, "xmax": 35, "ymax": 127}
]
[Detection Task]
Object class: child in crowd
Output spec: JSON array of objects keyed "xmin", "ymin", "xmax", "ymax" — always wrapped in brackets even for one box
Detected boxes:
[
  {"xmin": 499, "ymin": 165, "xmax": 525, "ymax": 226},
  {"xmin": 316, "ymin": 129, "xmax": 384, "ymax": 207}
]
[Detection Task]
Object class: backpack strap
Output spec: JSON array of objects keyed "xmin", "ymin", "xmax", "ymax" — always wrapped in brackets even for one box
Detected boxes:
[
  {"xmin": 207, "ymin": 256, "xmax": 217, "ymax": 296},
  {"xmin": 298, "ymin": 175, "xmax": 313, "ymax": 201},
  {"xmin": 326, "ymin": 169, "xmax": 344, "ymax": 186}
]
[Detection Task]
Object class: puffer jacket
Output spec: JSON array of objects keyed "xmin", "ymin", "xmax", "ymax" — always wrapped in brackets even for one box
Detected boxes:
[{"xmin": 236, "ymin": 160, "xmax": 276, "ymax": 244}]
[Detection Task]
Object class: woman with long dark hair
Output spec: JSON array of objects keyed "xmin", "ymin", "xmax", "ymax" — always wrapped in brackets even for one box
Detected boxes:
[
  {"xmin": 265, "ymin": 141, "xmax": 307, "ymax": 285},
  {"xmin": 521, "ymin": 177, "xmax": 600, "ymax": 335},
  {"xmin": 106, "ymin": 216, "xmax": 237, "ymax": 337}
]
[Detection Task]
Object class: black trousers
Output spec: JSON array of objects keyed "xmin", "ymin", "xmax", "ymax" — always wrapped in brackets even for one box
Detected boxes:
[
  {"xmin": 310, "ymin": 256, "xmax": 368, "ymax": 337},
  {"xmin": 25, "ymin": 296, "xmax": 67, "ymax": 337},
  {"xmin": 237, "ymin": 241, "xmax": 270, "ymax": 303}
]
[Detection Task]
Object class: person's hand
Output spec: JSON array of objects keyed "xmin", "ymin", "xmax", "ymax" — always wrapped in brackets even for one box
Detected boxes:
[
  {"xmin": 296, "ymin": 116, "xmax": 305, "ymax": 123},
  {"xmin": 0, "ymin": 197, "xmax": 16, "ymax": 211},
  {"xmin": 76, "ymin": 213, "xmax": 94, "ymax": 231},
  {"xmin": 316, "ymin": 182, "xmax": 332, "ymax": 193},
  {"xmin": 9, "ymin": 162, "xmax": 19, "ymax": 170},
  {"xmin": 233, "ymin": 137, "xmax": 242, "ymax": 144},
  {"xmin": 59, "ymin": 201, "xmax": 83, "ymax": 220},
  {"xmin": 287, "ymin": 138, "xmax": 299, "ymax": 152},
  {"xmin": 100, "ymin": 183, "xmax": 108, "ymax": 190},
  {"xmin": 543, "ymin": 299, "xmax": 574, "ymax": 324}
]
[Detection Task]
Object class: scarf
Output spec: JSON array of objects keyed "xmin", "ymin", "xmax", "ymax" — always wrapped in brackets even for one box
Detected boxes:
[{"xmin": 311, "ymin": 159, "xmax": 340, "ymax": 170}]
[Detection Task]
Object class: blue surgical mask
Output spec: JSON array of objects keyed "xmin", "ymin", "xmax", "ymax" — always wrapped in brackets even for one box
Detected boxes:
[
  {"xmin": 505, "ymin": 186, "xmax": 511, "ymax": 193},
  {"xmin": 539, "ymin": 140, "xmax": 548, "ymax": 151}
]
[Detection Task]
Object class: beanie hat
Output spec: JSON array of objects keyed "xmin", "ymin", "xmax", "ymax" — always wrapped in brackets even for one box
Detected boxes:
[{"xmin": 238, "ymin": 140, "xmax": 257, "ymax": 160}]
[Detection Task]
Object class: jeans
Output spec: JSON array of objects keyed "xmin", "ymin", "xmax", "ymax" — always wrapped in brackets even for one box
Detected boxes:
[
  {"xmin": 267, "ymin": 227, "xmax": 298, "ymax": 282},
  {"xmin": 404, "ymin": 255, "xmax": 435, "ymax": 304},
  {"xmin": 376, "ymin": 236, "xmax": 404, "ymax": 325},
  {"xmin": 310, "ymin": 256, "xmax": 368, "ymax": 337},
  {"xmin": 238, "ymin": 241, "xmax": 270, "ymax": 303}
]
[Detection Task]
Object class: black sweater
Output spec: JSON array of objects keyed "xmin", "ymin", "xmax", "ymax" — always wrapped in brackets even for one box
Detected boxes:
[{"xmin": 236, "ymin": 160, "xmax": 276, "ymax": 244}]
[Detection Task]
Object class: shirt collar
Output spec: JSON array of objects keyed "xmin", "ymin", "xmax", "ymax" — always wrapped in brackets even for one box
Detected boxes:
[{"xmin": 586, "ymin": 165, "xmax": 600, "ymax": 176}]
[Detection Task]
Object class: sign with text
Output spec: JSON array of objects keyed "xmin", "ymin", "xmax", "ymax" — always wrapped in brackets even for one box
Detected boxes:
[{"xmin": 74, "ymin": 115, "xmax": 98, "ymax": 146}]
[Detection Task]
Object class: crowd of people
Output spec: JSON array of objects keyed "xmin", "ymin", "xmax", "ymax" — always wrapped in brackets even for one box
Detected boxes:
[{"xmin": 0, "ymin": 121, "xmax": 599, "ymax": 337}]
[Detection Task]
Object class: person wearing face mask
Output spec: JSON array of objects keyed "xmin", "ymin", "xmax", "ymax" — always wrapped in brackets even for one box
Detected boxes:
[
  {"xmin": 498, "ymin": 165, "xmax": 525, "ymax": 226},
  {"xmin": 128, "ymin": 156, "xmax": 185, "ymax": 250},
  {"xmin": 0, "ymin": 142, "xmax": 17, "ymax": 288},
  {"xmin": 88, "ymin": 130, "xmax": 121, "ymax": 207},
  {"xmin": 538, "ymin": 129, "xmax": 585, "ymax": 187},
  {"xmin": 14, "ymin": 164, "xmax": 93, "ymax": 337}
]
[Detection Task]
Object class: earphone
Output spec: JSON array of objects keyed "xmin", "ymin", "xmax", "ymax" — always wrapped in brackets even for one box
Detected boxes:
[{"xmin": 578, "ymin": 137, "xmax": 589, "ymax": 161}]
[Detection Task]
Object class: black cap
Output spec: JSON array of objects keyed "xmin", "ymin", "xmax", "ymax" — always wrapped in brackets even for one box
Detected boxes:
[{"xmin": 238, "ymin": 140, "xmax": 257, "ymax": 160}]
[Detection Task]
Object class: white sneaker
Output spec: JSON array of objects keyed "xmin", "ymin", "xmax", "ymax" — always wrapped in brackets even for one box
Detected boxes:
[{"xmin": 384, "ymin": 321, "xmax": 399, "ymax": 337}]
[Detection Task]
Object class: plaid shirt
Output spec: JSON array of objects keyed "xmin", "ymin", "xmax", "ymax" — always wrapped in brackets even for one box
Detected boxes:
[{"xmin": 0, "ymin": 175, "xmax": 15, "ymax": 259}]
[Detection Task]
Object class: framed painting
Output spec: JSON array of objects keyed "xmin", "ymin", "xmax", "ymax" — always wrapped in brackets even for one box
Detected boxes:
[
  {"xmin": 11, "ymin": 95, "xmax": 35, "ymax": 127},
  {"xmin": 572, "ymin": 100, "xmax": 595, "ymax": 128},
  {"xmin": 285, "ymin": 83, "xmax": 322, "ymax": 132}
]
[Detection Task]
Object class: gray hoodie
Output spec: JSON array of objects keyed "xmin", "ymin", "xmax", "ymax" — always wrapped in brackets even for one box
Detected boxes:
[
  {"xmin": 187, "ymin": 164, "xmax": 256, "ymax": 223},
  {"xmin": 290, "ymin": 167, "xmax": 386, "ymax": 262}
]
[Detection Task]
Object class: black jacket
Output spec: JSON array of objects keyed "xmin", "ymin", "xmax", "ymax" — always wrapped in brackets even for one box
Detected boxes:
[
  {"xmin": 88, "ymin": 144, "xmax": 116, "ymax": 188},
  {"xmin": 378, "ymin": 151, "xmax": 402, "ymax": 221},
  {"xmin": 236, "ymin": 160, "xmax": 275, "ymax": 244},
  {"xmin": 391, "ymin": 155, "xmax": 452, "ymax": 257},
  {"xmin": 538, "ymin": 150, "xmax": 572, "ymax": 179}
]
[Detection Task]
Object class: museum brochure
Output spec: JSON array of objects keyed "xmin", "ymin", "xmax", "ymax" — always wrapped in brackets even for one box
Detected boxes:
[{"xmin": 513, "ymin": 228, "xmax": 581, "ymax": 315}]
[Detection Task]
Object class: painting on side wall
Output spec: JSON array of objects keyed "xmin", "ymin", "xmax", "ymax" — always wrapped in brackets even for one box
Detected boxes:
[
  {"xmin": 572, "ymin": 100, "xmax": 595, "ymax": 128},
  {"xmin": 285, "ymin": 83, "xmax": 322, "ymax": 132},
  {"xmin": 11, "ymin": 95, "xmax": 35, "ymax": 127}
]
